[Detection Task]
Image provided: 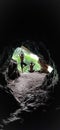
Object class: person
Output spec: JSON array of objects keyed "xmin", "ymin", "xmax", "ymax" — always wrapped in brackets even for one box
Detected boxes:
[
  {"xmin": 29, "ymin": 62, "xmax": 35, "ymax": 72},
  {"xmin": 20, "ymin": 51, "xmax": 27, "ymax": 72}
]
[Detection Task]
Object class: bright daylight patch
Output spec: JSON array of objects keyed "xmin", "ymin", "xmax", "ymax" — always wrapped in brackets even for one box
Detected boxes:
[
  {"xmin": 30, "ymin": 53, "xmax": 39, "ymax": 61},
  {"xmin": 12, "ymin": 45, "xmax": 53, "ymax": 73},
  {"xmin": 47, "ymin": 65, "xmax": 53, "ymax": 73}
]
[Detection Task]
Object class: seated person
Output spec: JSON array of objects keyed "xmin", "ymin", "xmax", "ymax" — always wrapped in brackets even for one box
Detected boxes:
[{"xmin": 29, "ymin": 62, "xmax": 35, "ymax": 72}]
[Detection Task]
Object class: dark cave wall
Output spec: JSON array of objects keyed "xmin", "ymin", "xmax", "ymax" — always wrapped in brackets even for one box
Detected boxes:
[{"xmin": 0, "ymin": 46, "xmax": 14, "ymax": 72}]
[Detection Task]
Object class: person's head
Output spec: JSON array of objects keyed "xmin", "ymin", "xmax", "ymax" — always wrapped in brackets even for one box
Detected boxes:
[{"xmin": 20, "ymin": 51, "xmax": 24, "ymax": 57}]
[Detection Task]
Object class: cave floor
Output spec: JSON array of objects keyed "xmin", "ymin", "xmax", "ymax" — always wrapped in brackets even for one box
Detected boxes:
[{"xmin": 7, "ymin": 72, "xmax": 47, "ymax": 104}]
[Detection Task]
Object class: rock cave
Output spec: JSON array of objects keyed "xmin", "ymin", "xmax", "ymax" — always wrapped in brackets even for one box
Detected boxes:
[
  {"xmin": 0, "ymin": 0, "xmax": 60, "ymax": 130},
  {"xmin": 0, "ymin": 41, "xmax": 59, "ymax": 130}
]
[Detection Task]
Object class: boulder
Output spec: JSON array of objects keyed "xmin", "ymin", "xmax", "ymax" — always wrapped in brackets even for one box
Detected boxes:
[{"xmin": 8, "ymin": 59, "xmax": 20, "ymax": 80}]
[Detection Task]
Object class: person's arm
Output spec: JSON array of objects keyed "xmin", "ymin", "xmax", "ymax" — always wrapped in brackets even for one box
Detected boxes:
[{"xmin": 33, "ymin": 63, "xmax": 35, "ymax": 66}]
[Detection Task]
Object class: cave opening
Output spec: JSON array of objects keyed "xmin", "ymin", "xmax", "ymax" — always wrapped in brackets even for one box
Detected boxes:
[
  {"xmin": 11, "ymin": 44, "xmax": 53, "ymax": 74},
  {"xmin": 12, "ymin": 45, "xmax": 41, "ymax": 73}
]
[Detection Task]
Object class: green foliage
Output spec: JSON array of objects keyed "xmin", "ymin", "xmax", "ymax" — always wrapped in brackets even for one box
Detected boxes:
[{"xmin": 12, "ymin": 47, "xmax": 41, "ymax": 72}]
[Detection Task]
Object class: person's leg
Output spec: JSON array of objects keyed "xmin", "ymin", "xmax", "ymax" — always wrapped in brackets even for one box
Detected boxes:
[
  {"xmin": 21, "ymin": 62, "xmax": 27, "ymax": 73},
  {"xmin": 21, "ymin": 62, "xmax": 23, "ymax": 73},
  {"xmin": 23, "ymin": 62, "xmax": 27, "ymax": 66}
]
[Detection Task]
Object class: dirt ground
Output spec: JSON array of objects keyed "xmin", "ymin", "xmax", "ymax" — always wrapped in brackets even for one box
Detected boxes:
[{"xmin": 7, "ymin": 72, "xmax": 47, "ymax": 104}]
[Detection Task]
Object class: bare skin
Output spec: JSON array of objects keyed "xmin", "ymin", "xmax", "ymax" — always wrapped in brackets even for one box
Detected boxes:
[{"xmin": 29, "ymin": 62, "xmax": 35, "ymax": 72}]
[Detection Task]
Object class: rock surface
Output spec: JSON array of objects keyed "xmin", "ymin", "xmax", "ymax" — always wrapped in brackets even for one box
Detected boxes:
[
  {"xmin": 7, "ymin": 59, "xmax": 20, "ymax": 80},
  {"xmin": 7, "ymin": 72, "xmax": 47, "ymax": 105}
]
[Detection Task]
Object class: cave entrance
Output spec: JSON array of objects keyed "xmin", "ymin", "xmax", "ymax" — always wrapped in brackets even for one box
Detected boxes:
[{"xmin": 12, "ymin": 46, "xmax": 41, "ymax": 73}]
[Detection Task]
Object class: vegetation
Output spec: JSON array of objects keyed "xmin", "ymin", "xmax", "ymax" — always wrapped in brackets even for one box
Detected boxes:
[{"xmin": 12, "ymin": 47, "xmax": 41, "ymax": 72}]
